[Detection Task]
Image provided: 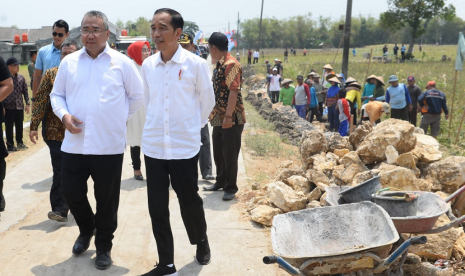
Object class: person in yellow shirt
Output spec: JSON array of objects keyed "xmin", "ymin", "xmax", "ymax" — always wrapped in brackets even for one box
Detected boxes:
[{"xmin": 345, "ymin": 82, "xmax": 362, "ymax": 124}]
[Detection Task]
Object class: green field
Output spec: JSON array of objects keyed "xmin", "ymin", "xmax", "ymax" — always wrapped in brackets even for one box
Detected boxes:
[{"xmin": 239, "ymin": 44, "xmax": 465, "ymax": 155}]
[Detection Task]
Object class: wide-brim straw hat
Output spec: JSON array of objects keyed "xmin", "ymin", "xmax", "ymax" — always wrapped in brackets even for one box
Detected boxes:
[
  {"xmin": 327, "ymin": 77, "xmax": 340, "ymax": 84},
  {"xmin": 307, "ymin": 72, "xmax": 316, "ymax": 76},
  {"xmin": 326, "ymin": 73, "xmax": 337, "ymax": 81},
  {"xmin": 345, "ymin": 77, "xmax": 357, "ymax": 84},
  {"xmin": 347, "ymin": 82, "xmax": 362, "ymax": 89},
  {"xmin": 313, "ymin": 73, "xmax": 320, "ymax": 78},
  {"xmin": 374, "ymin": 76, "xmax": 385, "ymax": 86},
  {"xmin": 323, "ymin": 64, "xmax": 333, "ymax": 70},
  {"xmin": 282, "ymin": 78, "xmax": 293, "ymax": 85},
  {"xmin": 366, "ymin": 74, "xmax": 377, "ymax": 82}
]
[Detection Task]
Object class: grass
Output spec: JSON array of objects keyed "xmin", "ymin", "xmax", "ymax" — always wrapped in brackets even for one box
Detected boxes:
[
  {"xmin": 240, "ymin": 44, "xmax": 465, "ymax": 155},
  {"xmin": 17, "ymin": 65, "xmax": 33, "ymax": 123}
]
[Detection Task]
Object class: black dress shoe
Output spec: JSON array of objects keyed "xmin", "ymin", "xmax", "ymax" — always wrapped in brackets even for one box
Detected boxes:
[
  {"xmin": 0, "ymin": 195, "xmax": 5, "ymax": 212},
  {"xmin": 195, "ymin": 236, "xmax": 211, "ymax": 265},
  {"xmin": 48, "ymin": 211, "xmax": 68, "ymax": 222},
  {"xmin": 202, "ymin": 184, "xmax": 222, "ymax": 191},
  {"xmin": 134, "ymin": 174, "xmax": 144, "ymax": 181},
  {"xmin": 202, "ymin": 175, "xmax": 215, "ymax": 180},
  {"xmin": 95, "ymin": 251, "xmax": 112, "ymax": 270},
  {"xmin": 72, "ymin": 233, "xmax": 93, "ymax": 256},
  {"xmin": 222, "ymin": 192, "xmax": 236, "ymax": 201}
]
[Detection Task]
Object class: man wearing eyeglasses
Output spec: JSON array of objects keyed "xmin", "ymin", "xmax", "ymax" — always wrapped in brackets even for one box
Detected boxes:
[
  {"xmin": 50, "ymin": 10, "xmax": 144, "ymax": 270},
  {"xmin": 32, "ymin": 20, "xmax": 69, "ymax": 103}
]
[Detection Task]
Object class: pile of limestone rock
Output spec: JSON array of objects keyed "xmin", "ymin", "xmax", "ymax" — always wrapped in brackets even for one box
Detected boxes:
[{"xmin": 247, "ymin": 118, "xmax": 465, "ymax": 273}]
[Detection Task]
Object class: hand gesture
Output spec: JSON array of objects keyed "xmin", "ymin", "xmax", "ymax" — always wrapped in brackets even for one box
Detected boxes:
[
  {"xmin": 29, "ymin": 130, "xmax": 38, "ymax": 144},
  {"xmin": 63, "ymin": 114, "xmax": 83, "ymax": 134}
]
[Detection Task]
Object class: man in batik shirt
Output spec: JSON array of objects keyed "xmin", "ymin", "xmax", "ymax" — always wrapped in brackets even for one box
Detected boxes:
[{"xmin": 203, "ymin": 32, "xmax": 245, "ymax": 201}]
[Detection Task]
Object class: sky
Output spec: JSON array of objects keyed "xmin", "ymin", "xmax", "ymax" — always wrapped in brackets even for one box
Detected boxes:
[{"xmin": 2, "ymin": 0, "xmax": 465, "ymax": 36}]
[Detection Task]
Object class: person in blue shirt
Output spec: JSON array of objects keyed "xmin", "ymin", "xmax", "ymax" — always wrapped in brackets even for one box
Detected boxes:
[
  {"xmin": 352, "ymin": 48, "xmax": 356, "ymax": 57},
  {"xmin": 385, "ymin": 75, "xmax": 412, "ymax": 121},
  {"xmin": 32, "ymin": 20, "xmax": 69, "ymax": 101},
  {"xmin": 418, "ymin": 81, "xmax": 449, "ymax": 138},
  {"xmin": 306, "ymin": 80, "xmax": 323, "ymax": 123},
  {"xmin": 401, "ymin": 44, "xmax": 406, "ymax": 60}
]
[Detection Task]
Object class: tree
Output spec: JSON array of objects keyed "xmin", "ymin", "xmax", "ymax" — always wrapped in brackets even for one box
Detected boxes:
[
  {"xmin": 116, "ymin": 19, "xmax": 124, "ymax": 29},
  {"xmin": 380, "ymin": 0, "xmax": 455, "ymax": 54},
  {"xmin": 184, "ymin": 21, "xmax": 199, "ymax": 38}
]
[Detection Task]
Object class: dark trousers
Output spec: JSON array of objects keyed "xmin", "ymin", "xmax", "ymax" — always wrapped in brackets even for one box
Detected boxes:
[
  {"xmin": 401, "ymin": 52, "xmax": 405, "ymax": 60},
  {"xmin": 5, "ymin": 109, "xmax": 24, "ymax": 145},
  {"xmin": 347, "ymin": 100, "xmax": 357, "ymax": 124},
  {"xmin": 391, "ymin": 106, "xmax": 409, "ymax": 121},
  {"xmin": 0, "ymin": 124, "xmax": 6, "ymax": 199},
  {"xmin": 253, "ymin": 57, "xmax": 258, "ymax": 64},
  {"xmin": 61, "ymin": 153, "xmax": 124, "ymax": 252},
  {"xmin": 130, "ymin": 146, "xmax": 141, "ymax": 170},
  {"xmin": 409, "ymin": 108, "xmax": 418, "ymax": 127},
  {"xmin": 45, "ymin": 140, "xmax": 69, "ymax": 215},
  {"xmin": 307, "ymin": 107, "xmax": 323, "ymax": 123},
  {"xmin": 247, "ymin": 57, "xmax": 251, "ymax": 65},
  {"xmin": 327, "ymin": 105, "xmax": 340, "ymax": 131},
  {"xmin": 212, "ymin": 124, "xmax": 244, "ymax": 194},
  {"xmin": 318, "ymin": 102, "xmax": 324, "ymax": 116},
  {"xmin": 199, "ymin": 125, "xmax": 212, "ymax": 178},
  {"xmin": 145, "ymin": 154, "xmax": 207, "ymax": 265},
  {"xmin": 270, "ymin": 91, "xmax": 280, "ymax": 104}
]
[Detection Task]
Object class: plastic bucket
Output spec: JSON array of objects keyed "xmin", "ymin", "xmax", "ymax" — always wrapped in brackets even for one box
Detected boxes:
[
  {"xmin": 338, "ymin": 176, "xmax": 381, "ymax": 203},
  {"xmin": 372, "ymin": 191, "xmax": 418, "ymax": 217}
]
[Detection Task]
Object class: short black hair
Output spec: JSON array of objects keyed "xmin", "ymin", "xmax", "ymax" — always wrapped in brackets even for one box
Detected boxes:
[
  {"xmin": 208, "ymin": 32, "xmax": 228, "ymax": 51},
  {"xmin": 53, "ymin": 19, "xmax": 69, "ymax": 33},
  {"xmin": 29, "ymin": 51, "xmax": 37, "ymax": 58},
  {"xmin": 154, "ymin": 8, "xmax": 184, "ymax": 31},
  {"xmin": 338, "ymin": 88, "xmax": 347, "ymax": 99},
  {"xmin": 61, "ymin": 39, "xmax": 81, "ymax": 51}
]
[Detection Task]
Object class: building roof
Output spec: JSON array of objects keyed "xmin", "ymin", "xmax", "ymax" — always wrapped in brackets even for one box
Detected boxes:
[{"xmin": 0, "ymin": 26, "xmax": 53, "ymax": 43}]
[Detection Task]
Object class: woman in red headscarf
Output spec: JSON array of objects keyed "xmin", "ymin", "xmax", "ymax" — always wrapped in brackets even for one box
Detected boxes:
[{"xmin": 127, "ymin": 41, "xmax": 150, "ymax": 180}]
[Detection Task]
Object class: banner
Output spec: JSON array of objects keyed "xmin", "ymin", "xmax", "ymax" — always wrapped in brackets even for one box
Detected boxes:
[
  {"xmin": 194, "ymin": 30, "xmax": 203, "ymax": 45},
  {"xmin": 456, "ymin": 32, "xmax": 465, "ymax": 71}
]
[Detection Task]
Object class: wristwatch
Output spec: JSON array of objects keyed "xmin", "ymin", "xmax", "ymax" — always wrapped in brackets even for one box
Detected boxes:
[{"xmin": 31, "ymin": 97, "xmax": 35, "ymax": 102}]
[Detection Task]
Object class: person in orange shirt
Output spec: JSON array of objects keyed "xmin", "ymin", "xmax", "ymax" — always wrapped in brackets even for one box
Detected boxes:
[{"xmin": 364, "ymin": 101, "xmax": 391, "ymax": 126}]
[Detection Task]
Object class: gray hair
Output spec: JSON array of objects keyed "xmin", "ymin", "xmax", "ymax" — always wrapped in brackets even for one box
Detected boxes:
[
  {"xmin": 61, "ymin": 39, "xmax": 81, "ymax": 51},
  {"xmin": 81, "ymin": 10, "xmax": 109, "ymax": 30}
]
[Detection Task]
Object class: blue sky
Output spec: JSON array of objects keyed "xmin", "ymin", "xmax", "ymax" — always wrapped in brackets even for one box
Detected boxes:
[{"xmin": 1, "ymin": 0, "xmax": 464, "ymax": 35}]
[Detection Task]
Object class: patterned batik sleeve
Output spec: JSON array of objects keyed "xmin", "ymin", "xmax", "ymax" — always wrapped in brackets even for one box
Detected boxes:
[
  {"xmin": 30, "ymin": 70, "xmax": 52, "ymax": 131},
  {"xmin": 224, "ymin": 62, "xmax": 242, "ymax": 90}
]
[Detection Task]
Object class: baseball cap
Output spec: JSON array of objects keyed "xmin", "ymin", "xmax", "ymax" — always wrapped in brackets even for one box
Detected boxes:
[
  {"xmin": 6, "ymin": 57, "xmax": 19, "ymax": 66},
  {"xmin": 178, "ymin": 33, "xmax": 193, "ymax": 44},
  {"xmin": 407, "ymin": 76, "xmax": 415, "ymax": 81},
  {"xmin": 427, "ymin": 81, "xmax": 436, "ymax": 87},
  {"xmin": 208, "ymin": 32, "xmax": 228, "ymax": 50}
]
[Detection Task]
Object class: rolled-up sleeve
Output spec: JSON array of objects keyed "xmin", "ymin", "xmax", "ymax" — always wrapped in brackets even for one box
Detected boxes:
[
  {"xmin": 50, "ymin": 62, "xmax": 69, "ymax": 120},
  {"xmin": 197, "ymin": 59, "xmax": 215, "ymax": 126},
  {"xmin": 124, "ymin": 61, "xmax": 144, "ymax": 117}
]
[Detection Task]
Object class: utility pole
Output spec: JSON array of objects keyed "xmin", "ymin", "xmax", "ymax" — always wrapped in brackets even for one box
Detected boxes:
[
  {"xmin": 258, "ymin": 0, "xmax": 264, "ymax": 50},
  {"xmin": 341, "ymin": 0, "xmax": 353, "ymax": 78},
  {"xmin": 237, "ymin": 12, "xmax": 240, "ymax": 53}
]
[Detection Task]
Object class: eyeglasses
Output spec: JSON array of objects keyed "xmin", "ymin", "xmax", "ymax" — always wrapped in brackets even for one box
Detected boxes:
[
  {"xmin": 52, "ymin": 32, "xmax": 65, "ymax": 38},
  {"xmin": 80, "ymin": 29, "xmax": 107, "ymax": 36}
]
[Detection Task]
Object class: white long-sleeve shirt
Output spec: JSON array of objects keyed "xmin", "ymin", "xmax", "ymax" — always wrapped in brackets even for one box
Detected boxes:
[
  {"xmin": 141, "ymin": 45, "xmax": 215, "ymax": 160},
  {"xmin": 51, "ymin": 44, "xmax": 144, "ymax": 155}
]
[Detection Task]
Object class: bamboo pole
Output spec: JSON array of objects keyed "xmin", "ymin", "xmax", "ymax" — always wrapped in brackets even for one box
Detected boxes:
[
  {"xmin": 455, "ymin": 108, "xmax": 465, "ymax": 144},
  {"xmin": 332, "ymin": 37, "xmax": 344, "ymax": 64},
  {"xmin": 364, "ymin": 49, "xmax": 373, "ymax": 82},
  {"xmin": 448, "ymin": 70, "xmax": 458, "ymax": 139}
]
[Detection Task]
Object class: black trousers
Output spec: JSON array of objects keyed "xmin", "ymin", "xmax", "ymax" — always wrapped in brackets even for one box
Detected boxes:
[
  {"xmin": 391, "ymin": 107, "xmax": 409, "ymax": 121},
  {"xmin": 0, "ymin": 123, "xmax": 6, "ymax": 199},
  {"xmin": 253, "ymin": 57, "xmax": 258, "ymax": 64},
  {"xmin": 199, "ymin": 125, "xmax": 212, "ymax": 178},
  {"xmin": 307, "ymin": 107, "xmax": 323, "ymax": 123},
  {"xmin": 145, "ymin": 154, "xmax": 207, "ymax": 265},
  {"xmin": 270, "ymin": 91, "xmax": 280, "ymax": 104},
  {"xmin": 45, "ymin": 140, "xmax": 69, "ymax": 215},
  {"xmin": 247, "ymin": 57, "xmax": 251, "ymax": 64},
  {"xmin": 212, "ymin": 124, "xmax": 244, "ymax": 194},
  {"xmin": 347, "ymin": 100, "xmax": 357, "ymax": 124},
  {"xmin": 409, "ymin": 108, "xmax": 418, "ymax": 127},
  {"xmin": 61, "ymin": 153, "xmax": 124, "ymax": 252},
  {"xmin": 5, "ymin": 109, "xmax": 24, "ymax": 145},
  {"xmin": 318, "ymin": 102, "xmax": 324, "ymax": 116},
  {"xmin": 130, "ymin": 146, "xmax": 141, "ymax": 171}
]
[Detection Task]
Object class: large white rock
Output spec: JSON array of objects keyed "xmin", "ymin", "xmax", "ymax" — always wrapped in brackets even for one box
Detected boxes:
[
  {"xmin": 379, "ymin": 165, "xmax": 420, "ymax": 191},
  {"xmin": 266, "ymin": 181, "xmax": 308, "ymax": 212},
  {"xmin": 410, "ymin": 133, "xmax": 442, "ymax": 163},
  {"xmin": 287, "ymin": 175, "xmax": 313, "ymax": 194},
  {"xmin": 250, "ymin": 205, "xmax": 283, "ymax": 226},
  {"xmin": 385, "ymin": 145, "xmax": 399, "ymax": 164},
  {"xmin": 300, "ymin": 130, "xmax": 328, "ymax": 170},
  {"xmin": 424, "ymin": 156, "xmax": 465, "ymax": 193}
]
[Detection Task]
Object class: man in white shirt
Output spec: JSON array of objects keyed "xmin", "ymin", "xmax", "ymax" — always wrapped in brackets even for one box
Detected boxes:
[
  {"xmin": 253, "ymin": 49, "xmax": 259, "ymax": 64},
  {"xmin": 50, "ymin": 10, "xmax": 144, "ymax": 270},
  {"xmin": 139, "ymin": 8, "xmax": 215, "ymax": 276},
  {"xmin": 266, "ymin": 68, "xmax": 282, "ymax": 103}
]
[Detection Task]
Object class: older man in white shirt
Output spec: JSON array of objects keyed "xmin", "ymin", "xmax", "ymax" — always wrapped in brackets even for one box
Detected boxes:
[
  {"xmin": 50, "ymin": 10, "xmax": 144, "ymax": 270},
  {"xmin": 139, "ymin": 8, "xmax": 215, "ymax": 276}
]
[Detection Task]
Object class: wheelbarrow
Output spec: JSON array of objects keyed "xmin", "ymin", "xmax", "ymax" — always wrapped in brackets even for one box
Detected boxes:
[
  {"xmin": 325, "ymin": 185, "xmax": 465, "ymax": 234},
  {"xmin": 263, "ymin": 202, "xmax": 427, "ymax": 275}
]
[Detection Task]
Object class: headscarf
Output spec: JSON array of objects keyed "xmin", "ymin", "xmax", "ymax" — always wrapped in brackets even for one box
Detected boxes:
[
  {"xmin": 327, "ymin": 83, "xmax": 340, "ymax": 98},
  {"xmin": 127, "ymin": 41, "xmax": 151, "ymax": 66}
]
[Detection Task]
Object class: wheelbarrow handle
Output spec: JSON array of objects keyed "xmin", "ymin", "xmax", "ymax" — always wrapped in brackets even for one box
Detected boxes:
[
  {"xmin": 263, "ymin": 255, "xmax": 303, "ymax": 275},
  {"xmin": 373, "ymin": 236, "xmax": 427, "ymax": 273},
  {"xmin": 420, "ymin": 214, "xmax": 465, "ymax": 234},
  {"xmin": 446, "ymin": 185, "xmax": 465, "ymax": 203}
]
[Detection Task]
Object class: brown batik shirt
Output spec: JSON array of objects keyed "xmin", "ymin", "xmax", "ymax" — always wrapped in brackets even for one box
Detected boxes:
[
  {"xmin": 30, "ymin": 67, "xmax": 65, "ymax": 141},
  {"xmin": 209, "ymin": 53, "xmax": 246, "ymax": 126}
]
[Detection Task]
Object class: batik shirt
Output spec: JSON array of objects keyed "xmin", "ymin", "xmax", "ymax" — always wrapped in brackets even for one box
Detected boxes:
[
  {"xmin": 210, "ymin": 53, "xmax": 246, "ymax": 126},
  {"xmin": 30, "ymin": 67, "xmax": 65, "ymax": 141},
  {"xmin": 3, "ymin": 73, "xmax": 29, "ymax": 110}
]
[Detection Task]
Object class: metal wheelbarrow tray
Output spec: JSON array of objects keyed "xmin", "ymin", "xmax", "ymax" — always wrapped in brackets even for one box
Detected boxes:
[{"xmin": 264, "ymin": 202, "xmax": 426, "ymax": 275}]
